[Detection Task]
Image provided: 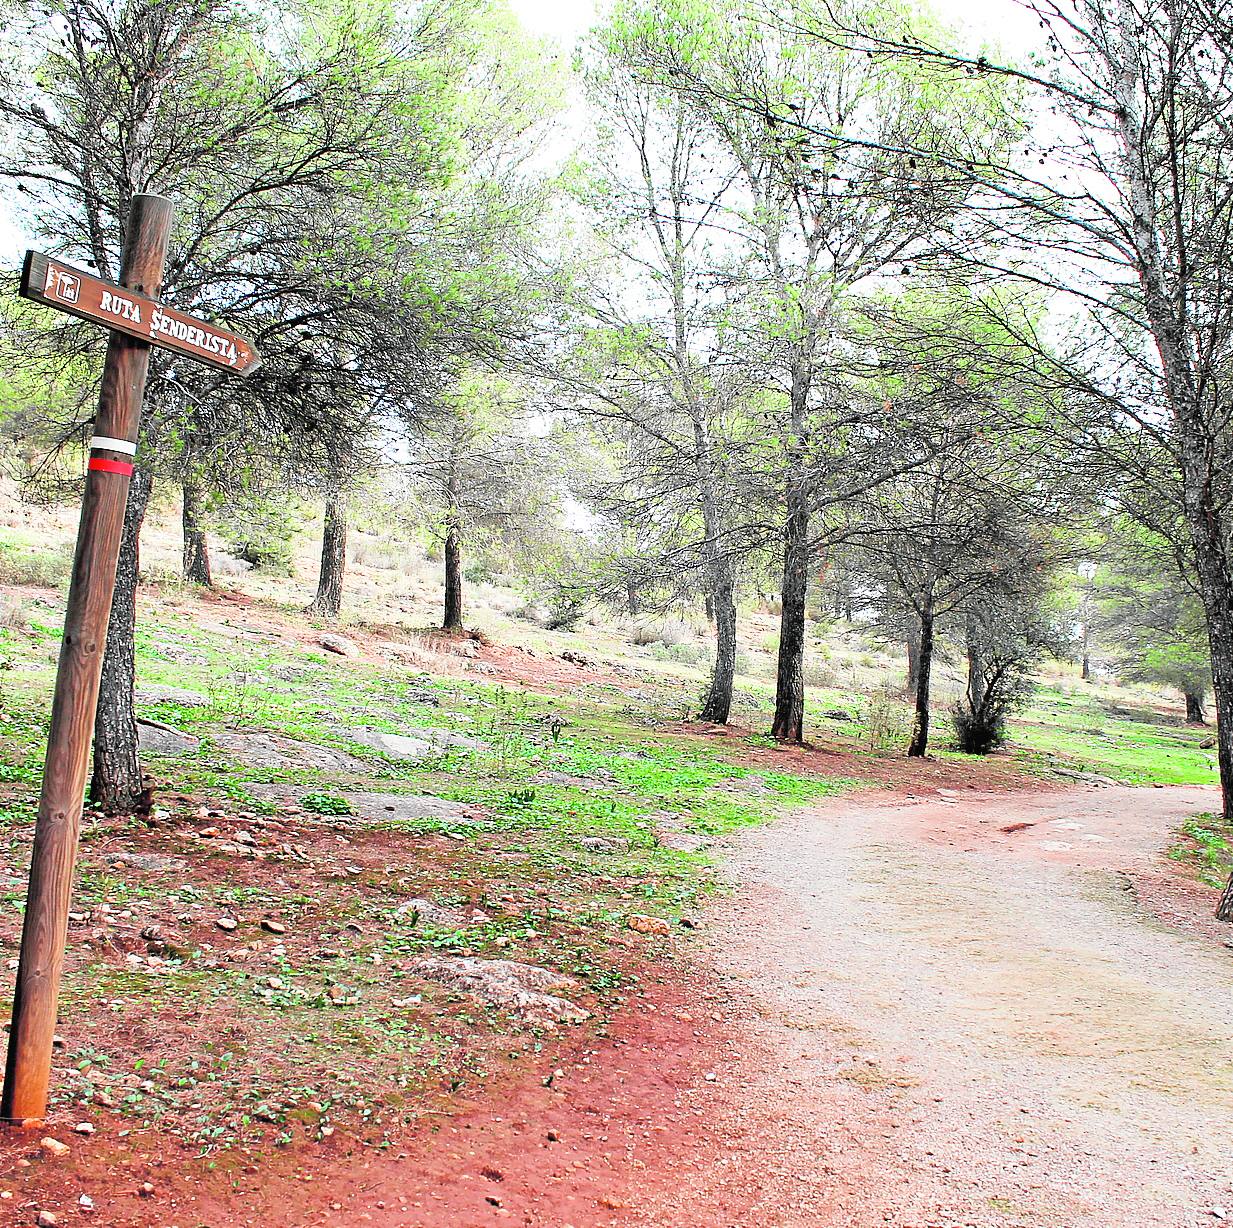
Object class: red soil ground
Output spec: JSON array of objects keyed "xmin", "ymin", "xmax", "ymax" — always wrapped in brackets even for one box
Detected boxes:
[{"xmin": 7, "ymin": 781, "xmax": 1228, "ymax": 1228}]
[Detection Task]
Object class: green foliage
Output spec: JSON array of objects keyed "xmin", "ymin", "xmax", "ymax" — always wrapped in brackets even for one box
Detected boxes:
[
  {"xmin": 299, "ymin": 792, "xmax": 353, "ymax": 816},
  {"xmin": 1168, "ymin": 814, "xmax": 1233, "ymax": 888}
]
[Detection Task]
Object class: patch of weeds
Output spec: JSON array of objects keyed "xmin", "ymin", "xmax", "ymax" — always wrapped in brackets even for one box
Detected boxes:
[
  {"xmin": 1167, "ymin": 813, "xmax": 1233, "ymax": 888},
  {"xmin": 301, "ymin": 792, "xmax": 354, "ymax": 816}
]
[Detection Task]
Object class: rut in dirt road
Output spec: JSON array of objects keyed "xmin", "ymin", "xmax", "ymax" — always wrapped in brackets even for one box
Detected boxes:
[{"xmin": 635, "ymin": 784, "xmax": 1233, "ymax": 1228}]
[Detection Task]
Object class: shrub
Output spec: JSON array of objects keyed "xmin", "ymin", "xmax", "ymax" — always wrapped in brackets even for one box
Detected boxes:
[
  {"xmin": 863, "ymin": 686, "xmax": 912, "ymax": 752},
  {"xmin": 544, "ymin": 585, "xmax": 587, "ymax": 631},
  {"xmin": 952, "ymin": 704, "xmax": 1008, "ymax": 754},
  {"xmin": 0, "ymin": 541, "xmax": 72, "ymax": 588},
  {"xmin": 631, "ymin": 618, "xmax": 691, "ymax": 648}
]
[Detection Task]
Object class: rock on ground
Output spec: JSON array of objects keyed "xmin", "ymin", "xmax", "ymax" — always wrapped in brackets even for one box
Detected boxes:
[
  {"xmin": 319, "ymin": 632, "xmax": 361, "ymax": 657},
  {"xmin": 395, "ymin": 898, "xmax": 473, "ymax": 928},
  {"xmin": 409, "ymin": 956, "xmax": 590, "ymax": 1025},
  {"xmin": 343, "ymin": 793, "xmax": 475, "ymax": 824},
  {"xmin": 343, "ymin": 727, "xmax": 484, "ymax": 762},
  {"xmin": 213, "ymin": 730, "xmax": 368, "ymax": 774},
  {"xmin": 137, "ymin": 720, "xmax": 201, "ymax": 757},
  {"xmin": 136, "ymin": 683, "xmax": 212, "ymax": 707}
]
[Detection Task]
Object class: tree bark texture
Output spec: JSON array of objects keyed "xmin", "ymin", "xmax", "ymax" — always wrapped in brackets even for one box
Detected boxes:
[
  {"xmin": 906, "ymin": 630, "xmax": 921, "ymax": 690},
  {"xmin": 1109, "ymin": 37, "xmax": 1233, "ymax": 916},
  {"xmin": 442, "ymin": 522, "xmax": 463, "ymax": 631},
  {"xmin": 699, "ymin": 564, "xmax": 737, "ymax": 723},
  {"xmin": 907, "ymin": 599, "xmax": 935, "ymax": 758},
  {"xmin": 181, "ymin": 477, "xmax": 212, "ymax": 586},
  {"xmin": 90, "ymin": 466, "xmax": 153, "ymax": 814},
  {"xmin": 308, "ymin": 497, "xmax": 346, "ymax": 620},
  {"xmin": 1184, "ymin": 690, "xmax": 1206, "ymax": 724},
  {"xmin": 772, "ymin": 365, "xmax": 811, "ymax": 743}
]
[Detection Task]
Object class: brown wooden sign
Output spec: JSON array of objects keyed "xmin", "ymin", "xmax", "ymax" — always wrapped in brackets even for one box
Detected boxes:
[{"xmin": 20, "ymin": 251, "xmax": 261, "ymax": 376}]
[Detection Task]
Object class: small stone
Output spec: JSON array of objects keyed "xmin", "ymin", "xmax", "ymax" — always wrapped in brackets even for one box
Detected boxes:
[
  {"xmin": 215, "ymin": 917, "xmax": 238, "ymax": 932},
  {"xmin": 37, "ymin": 1212, "xmax": 58, "ymax": 1227},
  {"xmin": 137, "ymin": 1181, "xmax": 155, "ymax": 1198},
  {"xmin": 39, "ymin": 1137, "xmax": 70, "ymax": 1157},
  {"xmin": 260, "ymin": 919, "xmax": 286, "ymax": 935},
  {"xmin": 72, "ymin": 1122, "xmax": 95, "ymax": 1135},
  {"xmin": 627, "ymin": 914, "xmax": 671, "ymax": 936},
  {"xmin": 78, "ymin": 1194, "xmax": 94, "ymax": 1212},
  {"xmin": 319, "ymin": 633, "xmax": 360, "ymax": 658}
]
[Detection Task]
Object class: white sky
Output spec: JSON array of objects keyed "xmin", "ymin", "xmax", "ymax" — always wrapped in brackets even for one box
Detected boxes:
[
  {"xmin": 0, "ymin": 0, "xmax": 1042, "ymax": 260},
  {"xmin": 506, "ymin": 0, "xmax": 1042, "ymax": 50}
]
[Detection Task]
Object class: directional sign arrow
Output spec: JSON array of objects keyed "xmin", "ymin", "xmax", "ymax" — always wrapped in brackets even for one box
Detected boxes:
[{"xmin": 20, "ymin": 251, "xmax": 261, "ymax": 376}]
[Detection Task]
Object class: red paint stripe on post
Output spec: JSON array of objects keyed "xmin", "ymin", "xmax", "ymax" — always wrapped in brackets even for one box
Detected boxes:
[{"xmin": 88, "ymin": 457, "xmax": 134, "ymax": 476}]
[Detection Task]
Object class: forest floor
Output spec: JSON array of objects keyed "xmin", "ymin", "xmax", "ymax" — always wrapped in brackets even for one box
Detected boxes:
[{"xmin": 0, "ymin": 535, "xmax": 1228, "ymax": 1224}]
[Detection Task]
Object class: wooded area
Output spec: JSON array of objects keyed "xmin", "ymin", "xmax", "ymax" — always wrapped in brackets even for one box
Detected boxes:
[
  {"xmin": 2, "ymin": 0, "xmax": 1230, "ymax": 894},
  {"xmin": 0, "ymin": 0, "xmax": 1231, "ymax": 1220}
]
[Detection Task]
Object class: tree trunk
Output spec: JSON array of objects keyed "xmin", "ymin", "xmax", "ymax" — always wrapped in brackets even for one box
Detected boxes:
[
  {"xmin": 699, "ymin": 564, "xmax": 737, "ymax": 723},
  {"xmin": 772, "ymin": 501, "xmax": 809, "ymax": 742},
  {"xmin": 308, "ymin": 497, "xmax": 346, "ymax": 620},
  {"xmin": 906, "ymin": 630, "xmax": 920, "ymax": 690},
  {"xmin": 442, "ymin": 521, "xmax": 463, "ymax": 631},
  {"xmin": 1176, "ymin": 383, "xmax": 1233, "ymax": 916},
  {"xmin": 907, "ymin": 600, "xmax": 935, "ymax": 758},
  {"xmin": 1184, "ymin": 689, "xmax": 1206, "ymax": 724},
  {"xmin": 772, "ymin": 366, "xmax": 811, "ymax": 744},
  {"xmin": 965, "ymin": 611, "xmax": 983, "ymax": 715},
  {"xmin": 181, "ymin": 477, "xmax": 212, "ymax": 587},
  {"xmin": 1109, "ymin": 54, "xmax": 1233, "ymax": 917},
  {"xmin": 628, "ymin": 580, "xmax": 641, "ymax": 618},
  {"xmin": 1080, "ymin": 620, "xmax": 1091, "ymax": 680},
  {"xmin": 90, "ymin": 467, "xmax": 153, "ymax": 815}
]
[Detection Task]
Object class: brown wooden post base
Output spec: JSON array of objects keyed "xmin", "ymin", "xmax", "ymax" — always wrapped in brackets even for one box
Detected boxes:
[{"xmin": 1, "ymin": 194, "xmax": 173, "ymax": 1123}]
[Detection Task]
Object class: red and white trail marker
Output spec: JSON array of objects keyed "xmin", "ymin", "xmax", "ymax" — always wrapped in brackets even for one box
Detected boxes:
[{"xmin": 3, "ymin": 204, "xmax": 261, "ymax": 1127}]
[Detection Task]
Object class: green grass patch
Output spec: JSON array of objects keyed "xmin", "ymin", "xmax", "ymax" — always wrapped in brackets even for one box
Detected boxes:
[{"xmin": 1168, "ymin": 813, "xmax": 1233, "ymax": 888}]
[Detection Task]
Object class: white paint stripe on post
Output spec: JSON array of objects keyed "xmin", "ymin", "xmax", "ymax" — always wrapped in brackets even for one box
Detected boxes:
[{"xmin": 89, "ymin": 436, "xmax": 137, "ymax": 455}]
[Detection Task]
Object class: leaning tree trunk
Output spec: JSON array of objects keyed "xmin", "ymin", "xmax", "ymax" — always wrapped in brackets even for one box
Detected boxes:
[
  {"xmin": 90, "ymin": 467, "xmax": 153, "ymax": 815},
  {"xmin": 442, "ymin": 519, "xmax": 463, "ymax": 631},
  {"xmin": 1188, "ymin": 489, "xmax": 1233, "ymax": 919},
  {"xmin": 181, "ymin": 477, "xmax": 212, "ymax": 586},
  {"xmin": 1110, "ymin": 60, "xmax": 1233, "ymax": 917},
  {"xmin": 907, "ymin": 599, "xmax": 935, "ymax": 758},
  {"xmin": 308, "ymin": 497, "xmax": 346, "ymax": 620}
]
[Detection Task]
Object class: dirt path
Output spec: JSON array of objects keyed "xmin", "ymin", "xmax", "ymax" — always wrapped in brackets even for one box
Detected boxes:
[
  {"xmin": 629, "ymin": 783, "xmax": 1233, "ymax": 1228},
  {"xmin": 50, "ymin": 783, "xmax": 1227, "ymax": 1226}
]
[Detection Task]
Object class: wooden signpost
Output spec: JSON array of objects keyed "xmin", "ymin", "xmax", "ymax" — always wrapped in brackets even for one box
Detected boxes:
[{"xmin": 1, "ymin": 194, "xmax": 260, "ymax": 1124}]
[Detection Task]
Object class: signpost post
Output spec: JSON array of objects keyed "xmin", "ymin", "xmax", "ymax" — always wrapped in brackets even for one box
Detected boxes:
[{"xmin": 1, "ymin": 194, "xmax": 260, "ymax": 1124}]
